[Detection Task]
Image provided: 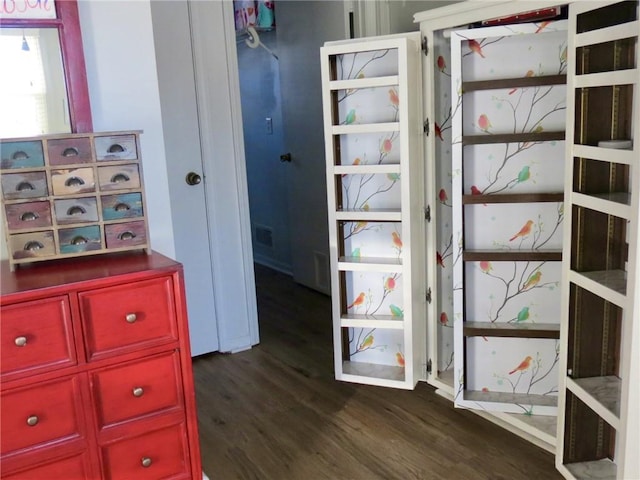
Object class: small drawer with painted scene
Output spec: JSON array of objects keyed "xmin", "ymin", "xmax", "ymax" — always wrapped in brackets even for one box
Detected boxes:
[
  {"xmin": 51, "ymin": 168, "xmax": 95, "ymax": 196},
  {"xmin": 0, "ymin": 141, "xmax": 45, "ymax": 169},
  {"xmin": 58, "ymin": 225, "xmax": 102, "ymax": 254},
  {"xmin": 94, "ymin": 135, "xmax": 138, "ymax": 161},
  {"xmin": 102, "ymin": 193, "xmax": 143, "ymax": 220},
  {"xmin": 47, "ymin": 137, "xmax": 93, "ymax": 166},
  {"xmin": 9, "ymin": 231, "xmax": 56, "ymax": 260},
  {"xmin": 4, "ymin": 201, "xmax": 52, "ymax": 230},
  {"xmin": 98, "ymin": 164, "xmax": 140, "ymax": 191},
  {"xmin": 54, "ymin": 198, "xmax": 99, "ymax": 225},
  {"xmin": 105, "ymin": 221, "xmax": 147, "ymax": 249},
  {"xmin": 1, "ymin": 172, "xmax": 48, "ymax": 200}
]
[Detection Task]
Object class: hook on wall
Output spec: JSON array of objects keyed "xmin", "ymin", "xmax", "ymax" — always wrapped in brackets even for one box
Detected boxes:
[{"xmin": 244, "ymin": 26, "xmax": 279, "ymax": 61}]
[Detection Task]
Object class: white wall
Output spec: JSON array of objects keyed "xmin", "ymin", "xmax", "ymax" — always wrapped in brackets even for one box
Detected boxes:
[
  {"xmin": 388, "ymin": 0, "xmax": 462, "ymax": 33},
  {"xmin": 77, "ymin": 0, "xmax": 175, "ymax": 259}
]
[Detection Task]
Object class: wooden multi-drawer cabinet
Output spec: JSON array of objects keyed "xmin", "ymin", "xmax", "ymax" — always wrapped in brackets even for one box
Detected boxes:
[
  {"xmin": 0, "ymin": 251, "xmax": 202, "ymax": 479},
  {"xmin": 0, "ymin": 131, "xmax": 150, "ymax": 271}
]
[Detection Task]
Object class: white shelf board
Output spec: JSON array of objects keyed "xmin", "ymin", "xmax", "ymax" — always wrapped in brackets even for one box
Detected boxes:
[
  {"xmin": 572, "ymin": 144, "xmax": 635, "ymax": 166},
  {"xmin": 335, "ymin": 209, "xmax": 401, "ymax": 222},
  {"xmin": 329, "ymin": 75, "xmax": 399, "ymax": 91},
  {"xmin": 569, "ymin": 269, "xmax": 627, "ymax": 308},
  {"xmin": 332, "ymin": 122, "xmax": 400, "ymax": 135},
  {"xmin": 575, "ymin": 19, "xmax": 639, "ymax": 47},
  {"xmin": 341, "ymin": 314, "xmax": 404, "ymax": 329},
  {"xmin": 340, "ymin": 361, "xmax": 408, "ymax": 388},
  {"xmin": 571, "ymin": 191, "xmax": 632, "ymax": 220},
  {"xmin": 333, "ymin": 164, "xmax": 401, "ymax": 175},
  {"xmin": 338, "ymin": 256, "xmax": 402, "ymax": 273},
  {"xmin": 463, "ymin": 390, "xmax": 558, "ymax": 407},
  {"xmin": 564, "ymin": 458, "xmax": 617, "ymax": 480},
  {"xmin": 566, "ymin": 376, "xmax": 621, "ymax": 431},
  {"xmin": 574, "ymin": 68, "xmax": 638, "ymax": 88}
]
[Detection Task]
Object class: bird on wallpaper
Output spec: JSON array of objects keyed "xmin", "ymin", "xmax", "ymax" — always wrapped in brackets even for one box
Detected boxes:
[
  {"xmin": 514, "ymin": 306, "xmax": 530, "ymax": 323},
  {"xmin": 438, "ymin": 188, "xmax": 448, "ymax": 204},
  {"xmin": 508, "ymin": 70, "xmax": 534, "ymax": 95},
  {"xmin": 470, "ymin": 185, "xmax": 487, "ymax": 206},
  {"xmin": 516, "ymin": 165, "xmax": 531, "ymax": 184},
  {"xmin": 389, "ymin": 304, "xmax": 404, "ymax": 318},
  {"xmin": 509, "ymin": 355, "xmax": 533, "ymax": 375},
  {"xmin": 509, "ymin": 219, "xmax": 534, "ymax": 241},
  {"xmin": 389, "ymin": 88, "xmax": 399, "ymax": 107},
  {"xmin": 434, "ymin": 122, "xmax": 444, "ymax": 141},
  {"xmin": 392, "ymin": 231, "xmax": 403, "ymax": 250},
  {"xmin": 479, "ymin": 260, "xmax": 492, "ymax": 274},
  {"xmin": 359, "ymin": 334, "xmax": 374, "ymax": 351},
  {"xmin": 384, "ymin": 276, "xmax": 396, "ymax": 293},
  {"xmin": 436, "ymin": 251, "xmax": 445, "ymax": 268},
  {"xmin": 477, "ymin": 114, "xmax": 492, "ymax": 133},
  {"xmin": 344, "ymin": 109, "xmax": 356, "ymax": 125},
  {"xmin": 522, "ymin": 271, "xmax": 542, "ymax": 290},
  {"xmin": 381, "ymin": 138, "xmax": 393, "ymax": 154},
  {"xmin": 387, "ymin": 172, "xmax": 401, "ymax": 182},
  {"xmin": 352, "ymin": 157, "xmax": 361, "ymax": 166},
  {"xmin": 396, "ymin": 351, "xmax": 406, "ymax": 367},
  {"xmin": 352, "ymin": 221, "xmax": 368, "ymax": 235},
  {"xmin": 347, "ymin": 292, "xmax": 366, "ymax": 310},
  {"xmin": 437, "ymin": 55, "xmax": 447, "ymax": 73},
  {"xmin": 468, "ymin": 39, "xmax": 485, "ymax": 58},
  {"xmin": 351, "ymin": 247, "xmax": 361, "ymax": 258},
  {"xmin": 440, "ymin": 312, "xmax": 449, "ymax": 326}
]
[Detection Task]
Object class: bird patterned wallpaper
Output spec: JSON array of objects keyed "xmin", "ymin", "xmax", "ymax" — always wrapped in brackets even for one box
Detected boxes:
[{"xmin": 450, "ymin": 21, "xmax": 568, "ymax": 414}]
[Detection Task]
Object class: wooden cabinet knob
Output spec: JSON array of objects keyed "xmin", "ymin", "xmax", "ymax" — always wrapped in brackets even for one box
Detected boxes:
[
  {"xmin": 141, "ymin": 457, "xmax": 152, "ymax": 468},
  {"xmin": 14, "ymin": 336, "xmax": 27, "ymax": 347},
  {"xmin": 125, "ymin": 313, "xmax": 137, "ymax": 323},
  {"xmin": 26, "ymin": 415, "xmax": 39, "ymax": 426},
  {"xmin": 132, "ymin": 387, "xmax": 144, "ymax": 397}
]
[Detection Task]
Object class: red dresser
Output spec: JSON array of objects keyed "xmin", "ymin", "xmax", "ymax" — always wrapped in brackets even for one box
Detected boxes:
[{"xmin": 0, "ymin": 251, "xmax": 202, "ymax": 479}]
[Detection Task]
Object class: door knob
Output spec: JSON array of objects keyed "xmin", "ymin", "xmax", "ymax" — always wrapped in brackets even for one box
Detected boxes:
[
  {"xmin": 280, "ymin": 153, "xmax": 292, "ymax": 162},
  {"xmin": 185, "ymin": 172, "xmax": 202, "ymax": 185}
]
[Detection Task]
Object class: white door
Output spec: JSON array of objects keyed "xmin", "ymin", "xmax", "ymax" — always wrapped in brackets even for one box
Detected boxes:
[
  {"xmin": 276, "ymin": 1, "xmax": 349, "ymax": 294},
  {"xmin": 150, "ymin": 1, "xmax": 218, "ymax": 356}
]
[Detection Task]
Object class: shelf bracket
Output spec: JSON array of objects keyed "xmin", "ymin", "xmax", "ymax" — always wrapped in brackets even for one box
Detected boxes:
[
  {"xmin": 423, "ymin": 118, "xmax": 430, "ymax": 136},
  {"xmin": 421, "ymin": 36, "xmax": 429, "ymax": 56},
  {"xmin": 426, "ymin": 287, "xmax": 432, "ymax": 304},
  {"xmin": 425, "ymin": 205, "xmax": 431, "ymax": 222}
]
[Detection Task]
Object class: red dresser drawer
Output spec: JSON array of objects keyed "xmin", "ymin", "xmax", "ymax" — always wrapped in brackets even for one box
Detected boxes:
[
  {"xmin": 47, "ymin": 137, "xmax": 93, "ymax": 166},
  {"xmin": 1, "ymin": 296, "xmax": 76, "ymax": 379},
  {"xmin": 3, "ymin": 451, "xmax": 93, "ymax": 480},
  {"xmin": 101, "ymin": 422, "xmax": 189, "ymax": 480},
  {"xmin": 0, "ymin": 377, "xmax": 85, "ymax": 455},
  {"xmin": 4, "ymin": 200, "xmax": 52, "ymax": 230},
  {"xmin": 104, "ymin": 221, "xmax": 147, "ymax": 249},
  {"xmin": 79, "ymin": 277, "xmax": 178, "ymax": 360},
  {"xmin": 91, "ymin": 351, "xmax": 183, "ymax": 429}
]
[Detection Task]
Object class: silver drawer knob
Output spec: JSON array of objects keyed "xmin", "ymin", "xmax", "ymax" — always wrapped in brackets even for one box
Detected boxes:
[
  {"xmin": 26, "ymin": 415, "xmax": 39, "ymax": 426},
  {"xmin": 141, "ymin": 457, "xmax": 152, "ymax": 468},
  {"xmin": 132, "ymin": 387, "xmax": 144, "ymax": 397},
  {"xmin": 125, "ymin": 313, "xmax": 137, "ymax": 323},
  {"xmin": 15, "ymin": 336, "xmax": 27, "ymax": 347}
]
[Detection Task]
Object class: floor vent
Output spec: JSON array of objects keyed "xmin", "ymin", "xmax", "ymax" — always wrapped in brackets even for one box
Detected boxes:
[{"xmin": 254, "ymin": 225, "xmax": 273, "ymax": 248}]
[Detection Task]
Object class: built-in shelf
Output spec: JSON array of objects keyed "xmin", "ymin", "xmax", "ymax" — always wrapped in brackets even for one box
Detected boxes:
[
  {"xmin": 335, "ymin": 209, "xmax": 401, "ymax": 222},
  {"xmin": 464, "ymin": 390, "xmax": 558, "ymax": 407},
  {"xmin": 337, "ymin": 256, "xmax": 402, "ymax": 273},
  {"xmin": 462, "ymin": 74, "xmax": 567, "ymax": 92},
  {"xmin": 332, "ymin": 122, "xmax": 400, "ymax": 135},
  {"xmin": 463, "ymin": 193, "xmax": 564, "ymax": 204},
  {"xmin": 341, "ymin": 314, "xmax": 404, "ymax": 329},
  {"xmin": 567, "ymin": 376, "xmax": 621, "ymax": 430},
  {"xmin": 463, "ymin": 250, "xmax": 563, "ymax": 262},
  {"xmin": 564, "ymin": 458, "xmax": 617, "ymax": 480},
  {"xmin": 329, "ymin": 75, "xmax": 399, "ymax": 90},
  {"xmin": 342, "ymin": 361, "xmax": 405, "ymax": 383},
  {"xmin": 572, "ymin": 144, "xmax": 635, "ymax": 166},
  {"xmin": 333, "ymin": 164, "xmax": 400, "ymax": 175},
  {"xmin": 569, "ymin": 269, "xmax": 627, "ymax": 307},
  {"xmin": 462, "ymin": 131, "xmax": 565, "ymax": 146},
  {"xmin": 463, "ymin": 321, "xmax": 560, "ymax": 339},
  {"xmin": 571, "ymin": 191, "xmax": 632, "ymax": 219}
]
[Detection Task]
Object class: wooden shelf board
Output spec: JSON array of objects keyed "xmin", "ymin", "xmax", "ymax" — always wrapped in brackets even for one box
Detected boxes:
[
  {"xmin": 463, "ymin": 192, "xmax": 564, "ymax": 204},
  {"xmin": 464, "ymin": 322, "xmax": 560, "ymax": 339},
  {"xmin": 566, "ymin": 376, "xmax": 621, "ymax": 430},
  {"xmin": 564, "ymin": 458, "xmax": 617, "ymax": 480},
  {"xmin": 463, "ymin": 390, "xmax": 558, "ymax": 407},
  {"xmin": 572, "ymin": 144, "xmax": 635, "ymax": 166},
  {"xmin": 341, "ymin": 361, "xmax": 405, "ymax": 384},
  {"xmin": 463, "ymin": 74, "xmax": 566, "ymax": 92},
  {"xmin": 329, "ymin": 75, "xmax": 399, "ymax": 91},
  {"xmin": 571, "ymin": 191, "xmax": 632, "ymax": 220},
  {"xmin": 335, "ymin": 208, "xmax": 401, "ymax": 222},
  {"xmin": 463, "ymin": 250, "xmax": 562, "ymax": 261},
  {"xmin": 462, "ymin": 131, "xmax": 565, "ymax": 146},
  {"xmin": 569, "ymin": 269, "xmax": 627, "ymax": 307},
  {"xmin": 574, "ymin": 68, "xmax": 639, "ymax": 89},
  {"xmin": 332, "ymin": 122, "xmax": 399, "ymax": 135},
  {"xmin": 341, "ymin": 314, "xmax": 404, "ymax": 330}
]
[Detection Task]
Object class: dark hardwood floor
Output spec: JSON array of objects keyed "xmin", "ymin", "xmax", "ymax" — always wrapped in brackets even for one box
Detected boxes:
[{"xmin": 193, "ymin": 264, "xmax": 562, "ymax": 480}]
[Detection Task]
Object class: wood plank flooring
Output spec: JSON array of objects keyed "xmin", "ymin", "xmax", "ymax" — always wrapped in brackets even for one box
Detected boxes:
[{"xmin": 193, "ymin": 264, "xmax": 562, "ymax": 480}]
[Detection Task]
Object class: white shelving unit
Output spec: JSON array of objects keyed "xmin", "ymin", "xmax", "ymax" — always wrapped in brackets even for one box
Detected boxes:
[
  {"xmin": 321, "ymin": 33, "xmax": 426, "ymax": 389},
  {"xmin": 556, "ymin": 2, "xmax": 639, "ymax": 479}
]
